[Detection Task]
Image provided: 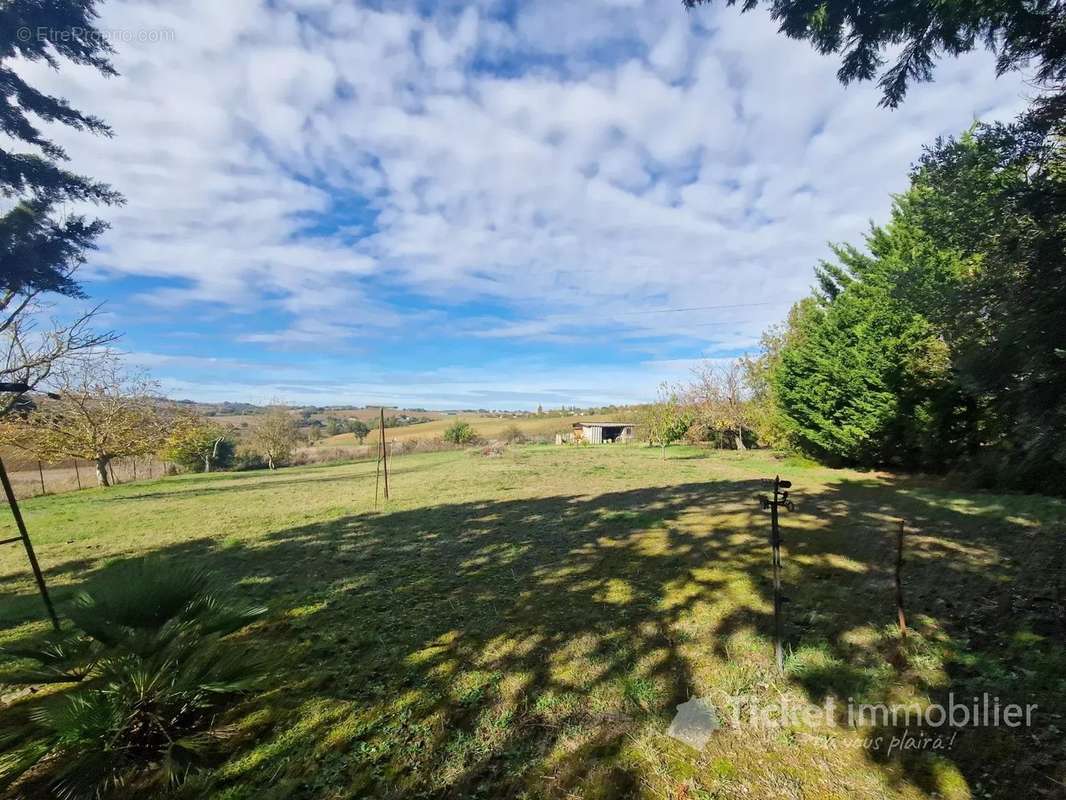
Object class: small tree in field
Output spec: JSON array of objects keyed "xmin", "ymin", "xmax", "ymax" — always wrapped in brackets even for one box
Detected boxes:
[
  {"xmin": 251, "ymin": 406, "xmax": 299, "ymax": 469},
  {"xmin": 443, "ymin": 420, "xmax": 476, "ymax": 445},
  {"xmin": 0, "ymin": 356, "xmax": 164, "ymax": 486},
  {"xmin": 639, "ymin": 384, "xmax": 690, "ymax": 458},
  {"xmin": 161, "ymin": 413, "xmax": 234, "ymax": 473},
  {"xmin": 350, "ymin": 419, "xmax": 370, "ymax": 443}
]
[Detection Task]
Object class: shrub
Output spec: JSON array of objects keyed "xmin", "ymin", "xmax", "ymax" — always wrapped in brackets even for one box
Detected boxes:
[
  {"xmin": 0, "ymin": 560, "xmax": 268, "ymax": 798},
  {"xmin": 501, "ymin": 424, "xmax": 526, "ymax": 444},
  {"xmin": 232, "ymin": 450, "xmax": 268, "ymax": 471},
  {"xmin": 442, "ymin": 420, "xmax": 476, "ymax": 445}
]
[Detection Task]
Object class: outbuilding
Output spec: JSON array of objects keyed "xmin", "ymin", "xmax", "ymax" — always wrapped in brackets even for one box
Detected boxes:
[{"xmin": 571, "ymin": 421, "xmax": 636, "ymax": 444}]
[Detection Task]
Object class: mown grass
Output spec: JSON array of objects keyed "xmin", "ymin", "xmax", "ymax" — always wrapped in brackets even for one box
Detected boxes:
[{"xmin": 1, "ymin": 445, "xmax": 1064, "ymax": 799}]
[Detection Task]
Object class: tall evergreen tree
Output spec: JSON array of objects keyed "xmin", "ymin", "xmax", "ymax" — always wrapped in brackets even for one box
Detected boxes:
[
  {"xmin": 683, "ymin": 0, "xmax": 1066, "ymax": 110},
  {"xmin": 768, "ymin": 113, "xmax": 1065, "ymax": 492},
  {"xmin": 1, "ymin": 0, "xmax": 124, "ymax": 300}
]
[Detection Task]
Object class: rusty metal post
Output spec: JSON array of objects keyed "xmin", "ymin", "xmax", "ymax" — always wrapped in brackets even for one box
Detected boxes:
[
  {"xmin": 0, "ymin": 456, "xmax": 60, "ymax": 630},
  {"xmin": 896, "ymin": 519, "xmax": 907, "ymax": 639}
]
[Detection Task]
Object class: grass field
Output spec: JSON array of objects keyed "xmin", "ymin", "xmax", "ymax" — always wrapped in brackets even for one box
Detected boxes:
[
  {"xmin": 1, "ymin": 446, "xmax": 1064, "ymax": 799},
  {"xmin": 321, "ymin": 414, "xmax": 577, "ymax": 446}
]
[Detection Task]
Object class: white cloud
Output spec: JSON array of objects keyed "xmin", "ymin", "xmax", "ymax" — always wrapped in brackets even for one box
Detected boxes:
[{"xmin": 9, "ymin": 0, "xmax": 1034, "ymax": 404}]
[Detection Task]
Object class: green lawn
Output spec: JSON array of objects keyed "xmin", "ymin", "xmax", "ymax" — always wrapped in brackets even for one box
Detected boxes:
[{"xmin": 1, "ymin": 446, "xmax": 1064, "ymax": 799}]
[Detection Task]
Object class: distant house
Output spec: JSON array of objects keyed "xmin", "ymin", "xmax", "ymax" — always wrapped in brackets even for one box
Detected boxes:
[{"xmin": 571, "ymin": 421, "xmax": 636, "ymax": 444}]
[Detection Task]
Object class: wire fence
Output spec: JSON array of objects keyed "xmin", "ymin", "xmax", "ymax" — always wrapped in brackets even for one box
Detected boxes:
[{"xmin": 5, "ymin": 456, "xmax": 169, "ymax": 500}]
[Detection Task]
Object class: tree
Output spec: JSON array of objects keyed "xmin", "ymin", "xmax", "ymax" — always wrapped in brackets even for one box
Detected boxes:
[
  {"xmin": 689, "ymin": 360, "xmax": 752, "ymax": 450},
  {"xmin": 0, "ymin": 356, "xmax": 164, "ymax": 486},
  {"xmin": 772, "ymin": 273, "xmax": 953, "ymax": 467},
  {"xmin": 639, "ymin": 384, "xmax": 691, "ymax": 458},
  {"xmin": 762, "ymin": 110, "xmax": 1065, "ymax": 491},
  {"xmin": 250, "ymin": 407, "xmax": 299, "ymax": 470},
  {"xmin": 901, "ymin": 119, "xmax": 1066, "ymax": 490},
  {"xmin": 740, "ymin": 304, "xmax": 814, "ymax": 450},
  {"xmin": 1, "ymin": 300, "xmax": 117, "ymax": 416},
  {"xmin": 1, "ymin": 0, "xmax": 124, "ymax": 414},
  {"xmin": 350, "ymin": 419, "xmax": 370, "ymax": 443},
  {"xmin": 683, "ymin": 0, "xmax": 1066, "ymax": 109},
  {"xmin": 161, "ymin": 413, "xmax": 235, "ymax": 473},
  {"xmin": 443, "ymin": 420, "xmax": 477, "ymax": 445},
  {"xmin": 1, "ymin": 0, "xmax": 124, "ymax": 276}
]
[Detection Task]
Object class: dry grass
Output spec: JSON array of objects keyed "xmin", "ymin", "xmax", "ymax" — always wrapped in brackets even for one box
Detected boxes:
[{"xmin": 320, "ymin": 414, "xmax": 581, "ymax": 447}]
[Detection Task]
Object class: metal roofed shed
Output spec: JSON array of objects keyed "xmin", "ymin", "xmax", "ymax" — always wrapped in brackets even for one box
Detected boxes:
[{"xmin": 571, "ymin": 421, "xmax": 636, "ymax": 444}]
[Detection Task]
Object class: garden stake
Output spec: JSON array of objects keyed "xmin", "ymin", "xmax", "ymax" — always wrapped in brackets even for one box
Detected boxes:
[
  {"xmin": 896, "ymin": 519, "xmax": 907, "ymax": 639},
  {"xmin": 0, "ymin": 456, "xmax": 60, "ymax": 630},
  {"xmin": 380, "ymin": 408, "xmax": 390, "ymax": 501}
]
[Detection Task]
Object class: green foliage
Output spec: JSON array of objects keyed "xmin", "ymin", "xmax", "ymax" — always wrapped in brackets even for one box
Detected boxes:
[
  {"xmin": 0, "ymin": 560, "xmax": 268, "ymax": 799},
  {"xmin": 349, "ymin": 419, "xmax": 371, "ymax": 441},
  {"xmin": 323, "ymin": 417, "xmax": 371, "ymax": 441},
  {"xmin": 0, "ymin": 0, "xmax": 124, "ymax": 297},
  {"xmin": 767, "ymin": 114, "xmax": 1066, "ymax": 491},
  {"xmin": 161, "ymin": 415, "xmax": 235, "ymax": 473},
  {"xmin": 442, "ymin": 420, "xmax": 477, "ymax": 445},
  {"xmin": 683, "ymin": 0, "xmax": 1066, "ymax": 109},
  {"xmin": 638, "ymin": 385, "xmax": 691, "ymax": 457}
]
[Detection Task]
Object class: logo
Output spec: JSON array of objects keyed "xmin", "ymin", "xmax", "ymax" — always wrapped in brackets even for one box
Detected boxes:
[{"xmin": 666, "ymin": 697, "xmax": 720, "ymax": 750}]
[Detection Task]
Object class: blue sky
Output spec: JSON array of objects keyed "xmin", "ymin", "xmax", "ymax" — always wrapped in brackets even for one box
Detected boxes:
[{"xmin": 18, "ymin": 0, "xmax": 1029, "ymax": 408}]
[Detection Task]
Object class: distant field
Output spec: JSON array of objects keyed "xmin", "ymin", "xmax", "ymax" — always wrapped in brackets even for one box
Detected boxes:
[
  {"xmin": 321, "ymin": 413, "xmax": 584, "ymax": 446},
  {"xmin": 1, "ymin": 447, "xmax": 1063, "ymax": 799}
]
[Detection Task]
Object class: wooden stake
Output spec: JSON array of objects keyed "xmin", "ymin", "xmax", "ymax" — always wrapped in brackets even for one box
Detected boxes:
[
  {"xmin": 37, "ymin": 461, "xmax": 46, "ymax": 495},
  {"xmin": 132, "ymin": 457, "xmax": 137, "ymax": 481},
  {"xmin": 108, "ymin": 461, "xmax": 117, "ymax": 486},
  {"xmin": 380, "ymin": 407, "xmax": 389, "ymax": 501},
  {"xmin": 0, "ymin": 457, "xmax": 60, "ymax": 630},
  {"xmin": 895, "ymin": 519, "xmax": 907, "ymax": 639},
  {"xmin": 73, "ymin": 458, "xmax": 82, "ymax": 490}
]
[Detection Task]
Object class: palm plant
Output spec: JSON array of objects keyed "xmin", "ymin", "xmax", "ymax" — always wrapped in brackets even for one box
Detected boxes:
[{"xmin": 0, "ymin": 559, "xmax": 268, "ymax": 799}]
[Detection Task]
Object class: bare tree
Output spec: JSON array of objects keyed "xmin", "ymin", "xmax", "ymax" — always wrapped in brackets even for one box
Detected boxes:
[
  {"xmin": 0, "ymin": 291, "xmax": 117, "ymax": 417},
  {"xmin": 251, "ymin": 406, "xmax": 299, "ymax": 470},
  {"xmin": 689, "ymin": 361, "xmax": 751, "ymax": 450},
  {"xmin": 0, "ymin": 355, "xmax": 165, "ymax": 486}
]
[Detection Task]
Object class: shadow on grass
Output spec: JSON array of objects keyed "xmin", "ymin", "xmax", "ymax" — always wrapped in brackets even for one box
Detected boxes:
[{"xmin": 2, "ymin": 469, "xmax": 1064, "ymax": 799}]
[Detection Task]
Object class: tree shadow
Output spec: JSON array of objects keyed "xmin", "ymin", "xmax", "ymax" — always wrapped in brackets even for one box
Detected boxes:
[{"xmin": 1, "ymin": 470, "xmax": 1063, "ymax": 798}]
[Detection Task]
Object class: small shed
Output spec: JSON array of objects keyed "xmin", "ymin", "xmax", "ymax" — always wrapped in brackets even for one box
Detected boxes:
[{"xmin": 572, "ymin": 421, "xmax": 636, "ymax": 444}]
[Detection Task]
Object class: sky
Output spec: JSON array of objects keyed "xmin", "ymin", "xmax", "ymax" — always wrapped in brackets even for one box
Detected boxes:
[{"xmin": 15, "ymin": 0, "xmax": 1032, "ymax": 409}]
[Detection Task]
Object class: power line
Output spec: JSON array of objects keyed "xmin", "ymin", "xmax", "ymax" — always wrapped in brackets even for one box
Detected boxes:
[{"xmin": 619, "ymin": 301, "xmax": 781, "ymax": 316}]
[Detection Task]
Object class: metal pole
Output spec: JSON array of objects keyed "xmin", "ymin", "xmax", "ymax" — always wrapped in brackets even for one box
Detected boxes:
[
  {"xmin": 0, "ymin": 456, "xmax": 60, "ymax": 631},
  {"xmin": 771, "ymin": 475, "xmax": 784, "ymax": 672},
  {"xmin": 895, "ymin": 519, "xmax": 908, "ymax": 639}
]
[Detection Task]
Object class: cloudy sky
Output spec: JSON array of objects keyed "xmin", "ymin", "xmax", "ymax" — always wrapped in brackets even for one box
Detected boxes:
[{"xmin": 18, "ymin": 0, "xmax": 1030, "ymax": 408}]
